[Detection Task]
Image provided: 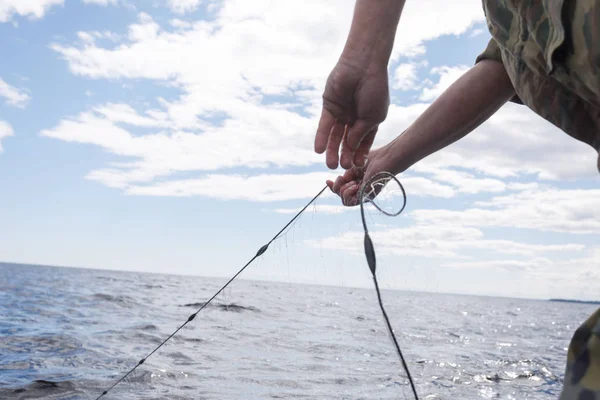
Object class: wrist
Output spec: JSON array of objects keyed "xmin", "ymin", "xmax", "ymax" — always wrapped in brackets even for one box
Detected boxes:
[
  {"xmin": 379, "ymin": 133, "xmax": 414, "ymax": 175},
  {"xmin": 340, "ymin": 41, "xmax": 394, "ymax": 71},
  {"xmin": 340, "ymin": 0, "xmax": 405, "ymax": 70}
]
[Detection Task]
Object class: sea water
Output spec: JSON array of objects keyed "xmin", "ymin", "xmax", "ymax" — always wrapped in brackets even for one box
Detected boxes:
[{"xmin": 0, "ymin": 263, "xmax": 595, "ymax": 400}]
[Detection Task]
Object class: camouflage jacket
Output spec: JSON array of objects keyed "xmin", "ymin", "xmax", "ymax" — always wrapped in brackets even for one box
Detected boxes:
[
  {"xmin": 476, "ymin": 1, "xmax": 600, "ymax": 398},
  {"xmin": 560, "ymin": 308, "xmax": 600, "ymax": 400},
  {"xmin": 476, "ymin": 0, "xmax": 600, "ymax": 158}
]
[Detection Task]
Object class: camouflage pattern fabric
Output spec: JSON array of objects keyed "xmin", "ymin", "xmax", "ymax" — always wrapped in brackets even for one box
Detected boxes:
[
  {"xmin": 560, "ymin": 308, "xmax": 600, "ymax": 400},
  {"xmin": 476, "ymin": 0, "xmax": 600, "ymax": 157},
  {"xmin": 473, "ymin": 1, "xmax": 600, "ymax": 398}
]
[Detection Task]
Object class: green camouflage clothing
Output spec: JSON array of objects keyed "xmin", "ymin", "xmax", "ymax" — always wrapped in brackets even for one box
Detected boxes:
[
  {"xmin": 561, "ymin": 308, "xmax": 600, "ymax": 400},
  {"xmin": 475, "ymin": 1, "xmax": 600, "ymax": 399},
  {"xmin": 476, "ymin": 0, "xmax": 600, "ymax": 163}
]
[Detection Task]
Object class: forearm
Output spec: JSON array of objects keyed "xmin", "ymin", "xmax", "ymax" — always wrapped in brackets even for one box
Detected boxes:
[
  {"xmin": 340, "ymin": 0, "xmax": 406, "ymax": 69},
  {"xmin": 384, "ymin": 60, "xmax": 516, "ymax": 173}
]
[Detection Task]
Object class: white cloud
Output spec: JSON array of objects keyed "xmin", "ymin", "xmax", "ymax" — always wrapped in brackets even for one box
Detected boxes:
[
  {"xmin": 274, "ymin": 204, "xmax": 351, "ymax": 215},
  {"xmin": 395, "ymin": 176, "xmax": 455, "ymax": 198},
  {"xmin": 307, "ymin": 224, "xmax": 585, "ymax": 260},
  {"xmin": 50, "ymin": 8, "xmax": 349, "ymax": 101},
  {"xmin": 43, "ymin": 0, "xmax": 597, "ymax": 200},
  {"xmin": 127, "ymin": 12, "xmax": 161, "ymax": 41},
  {"xmin": 86, "ymin": 170, "xmax": 459, "ymax": 202},
  {"xmin": 167, "ymin": 0, "xmax": 203, "ymax": 14},
  {"xmin": 91, "ymin": 103, "xmax": 166, "ymax": 127},
  {"xmin": 169, "ymin": 19, "xmax": 192, "ymax": 29},
  {"xmin": 419, "ymin": 65, "xmax": 470, "ymax": 101},
  {"xmin": 50, "ymin": 0, "xmax": 484, "ymax": 87},
  {"xmin": 412, "ymin": 166, "xmax": 507, "ymax": 194},
  {"xmin": 470, "ymin": 28, "xmax": 485, "ymax": 37},
  {"xmin": 445, "ymin": 259, "xmax": 550, "ymax": 271},
  {"xmin": 305, "ymin": 183, "xmax": 597, "ymax": 283},
  {"xmin": 48, "ymin": 0, "xmax": 486, "ymax": 117},
  {"xmin": 0, "ymin": 78, "xmax": 30, "ymax": 108},
  {"xmin": 40, "ymin": 101, "xmax": 323, "ymax": 187},
  {"xmin": 0, "ymin": 120, "xmax": 14, "ymax": 152},
  {"xmin": 80, "ymin": 0, "xmax": 207, "ymax": 14},
  {"xmin": 271, "ymin": 172, "xmax": 505, "ymax": 213},
  {"xmin": 82, "ymin": 0, "xmax": 118, "ymax": 5},
  {"xmin": 77, "ymin": 30, "xmax": 121, "ymax": 44},
  {"xmin": 0, "ymin": 0, "xmax": 63, "ymax": 23},
  {"xmin": 270, "ymin": 175, "xmax": 457, "ymax": 213},
  {"xmin": 2, "ymin": 0, "xmax": 592, "ymax": 300},
  {"xmin": 390, "ymin": 0, "xmax": 484, "ymax": 60},
  {"xmin": 507, "ymin": 248, "xmax": 600, "ymax": 299},
  {"xmin": 392, "ymin": 62, "xmax": 427, "ymax": 91},
  {"xmin": 119, "ymin": 172, "xmax": 334, "ymax": 201},
  {"xmin": 412, "ymin": 187, "xmax": 600, "ymax": 234},
  {"xmin": 374, "ymin": 102, "xmax": 599, "ymax": 181}
]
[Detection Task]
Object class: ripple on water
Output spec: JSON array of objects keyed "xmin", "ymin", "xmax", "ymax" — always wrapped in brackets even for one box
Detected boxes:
[
  {"xmin": 93, "ymin": 293, "xmax": 138, "ymax": 307},
  {"xmin": 1, "ymin": 263, "xmax": 593, "ymax": 399},
  {"xmin": 179, "ymin": 302, "xmax": 260, "ymax": 313}
]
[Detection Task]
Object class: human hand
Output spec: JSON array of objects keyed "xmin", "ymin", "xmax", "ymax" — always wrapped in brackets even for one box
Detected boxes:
[
  {"xmin": 314, "ymin": 58, "xmax": 390, "ymax": 170},
  {"xmin": 326, "ymin": 147, "xmax": 395, "ymax": 207}
]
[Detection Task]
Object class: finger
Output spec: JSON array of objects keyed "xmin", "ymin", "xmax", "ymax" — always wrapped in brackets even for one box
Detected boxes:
[
  {"xmin": 346, "ymin": 119, "xmax": 376, "ymax": 151},
  {"xmin": 314, "ymin": 108, "xmax": 335, "ymax": 154},
  {"xmin": 326, "ymin": 121, "xmax": 345, "ymax": 169},
  {"xmin": 345, "ymin": 194, "xmax": 359, "ymax": 207},
  {"xmin": 326, "ymin": 180, "xmax": 334, "ymax": 192},
  {"xmin": 340, "ymin": 180, "xmax": 357, "ymax": 195},
  {"xmin": 339, "ymin": 180, "xmax": 357, "ymax": 205},
  {"xmin": 342, "ymin": 167, "xmax": 358, "ymax": 181},
  {"xmin": 331, "ymin": 168, "xmax": 359, "ymax": 194},
  {"xmin": 339, "ymin": 127, "xmax": 354, "ymax": 170},
  {"xmin": 343, "ymin": 190, "xmax": 360, "ymax": 207},
  {"xmin": 342, "ymin": 182, "xmax": 360, "ymax": 205},
  {"xmin": 353, "ymin": 128, "xmax": 377, "ymax": 167},
  {"xmin": 332, "ymin": 174, "xmax": 348, "ymax": 195}
]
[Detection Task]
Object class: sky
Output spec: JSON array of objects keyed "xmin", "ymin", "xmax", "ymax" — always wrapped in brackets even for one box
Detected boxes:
[{"xmin": 0, "ymin": 0, "xmax": 598, "ymax": 301}]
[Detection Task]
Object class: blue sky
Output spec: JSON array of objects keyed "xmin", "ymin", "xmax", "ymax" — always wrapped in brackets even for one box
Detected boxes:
[{"xmin": 0, "ymin": 0, "xmax": 598, "ymax": 300}]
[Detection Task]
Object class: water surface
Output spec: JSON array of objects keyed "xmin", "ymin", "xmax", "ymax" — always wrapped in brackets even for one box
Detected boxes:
[{"xmin": 1, "ymin": 263, "xmax": 595, "ymax": 399}]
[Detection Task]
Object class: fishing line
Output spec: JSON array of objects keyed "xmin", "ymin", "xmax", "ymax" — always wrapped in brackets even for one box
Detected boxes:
[
  {"xmin": 359, "ymin": 171, "xmax": 419, "ymax": 400},
  {"xmin": 95, "ymin": 171, "xmax": 418, "ymax": 400},
  {"xmin": 95, "ymin": 186, "xmax": 327, "ymax": 399}
]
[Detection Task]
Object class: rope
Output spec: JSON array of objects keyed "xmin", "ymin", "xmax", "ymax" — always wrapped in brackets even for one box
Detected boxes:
[
  {"xmin": 94, "ymin": 186, "xmax": 327, "ymax": 399},
  {"xmin": 95, "ymin": 171, "xmax": 419, "ymax": 399},
  {"xmin": 359, "ymin": 171, "xmax": 418, "ymax": 400}
]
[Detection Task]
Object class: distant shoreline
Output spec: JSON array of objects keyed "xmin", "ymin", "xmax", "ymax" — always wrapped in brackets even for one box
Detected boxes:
[{"xmin": 550, "ymin": 299, "xmax": 600, "ymax": 305}]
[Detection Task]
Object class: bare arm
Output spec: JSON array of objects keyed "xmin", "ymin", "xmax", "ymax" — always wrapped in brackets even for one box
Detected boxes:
[
  {"xmin": 315, "ymin": 0, "xmax": 406, "ymax": 170},
  {"xmin": 380, "ymin": 60, "xmax": 516, "ymax": 173},
  {"xmin": 340, "ymin": 0, "xmax": 406, "ymax": 68}
]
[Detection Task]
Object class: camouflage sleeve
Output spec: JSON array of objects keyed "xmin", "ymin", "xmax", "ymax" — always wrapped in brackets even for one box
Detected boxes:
[
  {"xmin": 475, "ymin": 38, "xmax": 523, "ymax": 104},
  {"xmin": 559, "ymin": 308, "xmax": 600, "ymax": 400},
  {"xmin": 475, "ymin": 38, "xmax": 503, "ymax": 64}
]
